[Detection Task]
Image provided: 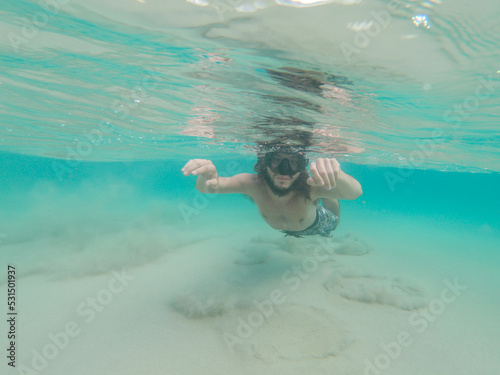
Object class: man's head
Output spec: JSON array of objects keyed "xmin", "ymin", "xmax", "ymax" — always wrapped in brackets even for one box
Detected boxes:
[{"xmin": 254, "ymin": 146, "xmax": 311, "ymax": 198}]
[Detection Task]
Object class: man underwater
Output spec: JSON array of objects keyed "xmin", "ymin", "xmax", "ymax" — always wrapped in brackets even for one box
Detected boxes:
[{"xmin": 182, "ymin": 146, "xmax": 362, "ymax": 238}]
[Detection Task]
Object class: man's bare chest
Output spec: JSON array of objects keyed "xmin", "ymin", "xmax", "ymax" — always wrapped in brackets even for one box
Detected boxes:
[{"xmin": 253, "ymin": 194, "xmax": 316, "ymax": 231}]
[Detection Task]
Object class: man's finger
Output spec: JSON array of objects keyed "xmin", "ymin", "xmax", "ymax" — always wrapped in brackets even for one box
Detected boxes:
[
  {"xmin": 191, "ymin": 164, "xmax": 213, "ymax": 176},
  {"xmin": 323, "ymin": 161, "xmax": 335, "ymax": 190},
  {"xmin": 334, "ymin": 160, "xmax": 340, "ymax": 185},
  {"xmin": 181, "ymin": 159, "xmax": 201, "ymax": 175},
  {"xmin": 308, "ymin": 162, "xmax": 324, "ymax": 186},
  {"xmin": 316, "ymin": 159, "xmax": 331, "ymax": 190},
  {"xmin": 205, "ymin": 179, "xmax": 216, "ymax": 186},
  {"xmin": 181, "ymin": 160, "xmax": 194, "ymax": 174},
  {"xmin": 182, "ymin": 159, "xmax": 209, "ymax": 176},
  {"xmin": 329, "ymin": 159, "xmax": 340, "ymax": 185}
]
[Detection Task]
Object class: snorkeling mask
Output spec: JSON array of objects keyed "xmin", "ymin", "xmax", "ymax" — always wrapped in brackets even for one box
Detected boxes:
[{"xmin": 263, "ymin": 149, "xmax": 308, "ymax": 176}]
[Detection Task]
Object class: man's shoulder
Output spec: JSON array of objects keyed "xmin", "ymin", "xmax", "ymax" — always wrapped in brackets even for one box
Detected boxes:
[
  {"xmin": 231, "ymin": 173, "xmax": 264, "ymax": 195},
  {"xmin": 235, "ymin": 173, "xmax": 261, "ymax": 187}
]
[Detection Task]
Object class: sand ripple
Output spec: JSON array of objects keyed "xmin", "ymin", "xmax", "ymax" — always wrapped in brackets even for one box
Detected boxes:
[{"xmin": 324, "ymin": 272, "xmax": 428, "ymax": 310}]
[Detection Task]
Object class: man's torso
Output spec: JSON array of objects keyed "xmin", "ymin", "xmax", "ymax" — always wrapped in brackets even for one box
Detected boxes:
[{"xmin": 244, "ymin": 174, "xmax": 319, "ymax": 231}]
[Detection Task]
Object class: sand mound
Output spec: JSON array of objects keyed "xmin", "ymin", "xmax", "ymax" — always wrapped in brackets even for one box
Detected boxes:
[
  {"xmin": 219, "ymin": 303, "xmax": 353, "ymax": 362},
  {"xmin": 324, "ymin": 272, "xmax": 427, "ymax": 310},
  {"xmin": 333, "ymin": 233, "xmax": 371, "ymax": 256},
  {"xmin": 233, "ymin": 243, "xmax": 274, "ymax": 265},
  {"xmin": 169, "ymin": 293, "xmax": 235, "ymax": 319},
  {"xmin": 169, "ymin": 281, "xmax": 239, "ymax": 319}
]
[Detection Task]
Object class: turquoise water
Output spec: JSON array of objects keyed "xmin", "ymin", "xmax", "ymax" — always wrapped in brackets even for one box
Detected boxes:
[{"xmin": 1, "ymin": 1, "xmax": 500, "ymax": 374}]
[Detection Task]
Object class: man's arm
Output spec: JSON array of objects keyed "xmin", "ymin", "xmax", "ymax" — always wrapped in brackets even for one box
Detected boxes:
[
  {"xmin": 311, "ymin": 170, "xmax": 362, "ymax": 200},
  {"xmin": 196, "ymin": 173, "xmax": 255, "ymax": 194},
  {"xmin": 182, "ymin": 159, "xmax": 256, "ymax": 195},
  {"xmin": 308, "ymin": 158, "xmax": 362, "ymax": 200}
]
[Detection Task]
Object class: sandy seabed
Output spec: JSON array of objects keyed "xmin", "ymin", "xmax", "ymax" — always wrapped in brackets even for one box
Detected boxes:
[{"xmin": 1, "ymin": 182, "xmax": 499, "ymax": 375}]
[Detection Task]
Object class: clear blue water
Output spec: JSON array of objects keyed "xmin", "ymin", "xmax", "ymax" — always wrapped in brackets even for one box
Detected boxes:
[{"xmin": 1, "ymin": 1, "xmax": 499, "ymax": 374}]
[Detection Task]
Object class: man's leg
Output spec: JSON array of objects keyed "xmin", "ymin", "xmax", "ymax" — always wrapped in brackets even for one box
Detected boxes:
[{"xmin": 321, "ymin": 198, "xmax": 340, "ymax": 223}]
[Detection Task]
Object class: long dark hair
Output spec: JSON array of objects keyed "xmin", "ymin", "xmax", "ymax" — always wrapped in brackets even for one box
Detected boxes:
[{"xmin": 253, "ymin": 155, "xmax": 311, "ymax": 201}]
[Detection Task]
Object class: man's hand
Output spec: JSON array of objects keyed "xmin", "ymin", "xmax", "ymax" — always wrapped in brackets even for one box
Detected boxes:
[
  {"xmin": 182, "ymin": 159, "xmax": 219, "ymax": 188},
  {"xmin": 307, "ymin": 158, "xmax": 341, "ymax": 190}
]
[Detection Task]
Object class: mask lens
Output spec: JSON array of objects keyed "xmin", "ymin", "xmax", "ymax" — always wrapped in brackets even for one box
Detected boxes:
[
  {"xmin": 288, "ymin": 156, "xmax": 299, "ymax": 170},
  {"xmin": 270, "ymin": 155, "xmax": 297, "ymax": 169},
  {"xmin": 265, "ymin": 152, "xmax": 305, "ymax": 174}
]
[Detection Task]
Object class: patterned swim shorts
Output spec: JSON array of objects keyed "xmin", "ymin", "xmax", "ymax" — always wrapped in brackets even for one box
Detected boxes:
[{"xmin": 281, "ymin": 205, "xmax": 339, "ymax": 238}]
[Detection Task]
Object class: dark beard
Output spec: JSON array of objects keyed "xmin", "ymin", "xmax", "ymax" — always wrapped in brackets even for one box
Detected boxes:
[{"xmin": 262, "ymin": 169, "xmax": 302, "ymax": 197}]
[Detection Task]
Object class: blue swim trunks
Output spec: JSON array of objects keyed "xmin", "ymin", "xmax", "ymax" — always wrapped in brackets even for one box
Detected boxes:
[{"xmin": 281, "ymin": 205, "xmax": 339, "ymax": 238}]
